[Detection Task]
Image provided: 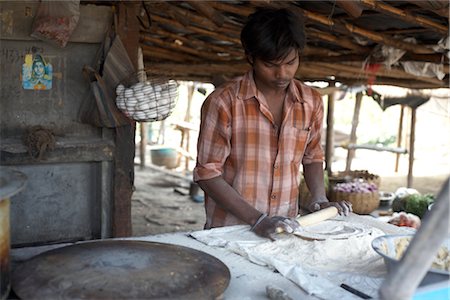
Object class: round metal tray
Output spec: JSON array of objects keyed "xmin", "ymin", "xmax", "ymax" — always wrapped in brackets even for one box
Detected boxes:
[{"xmin": 12, "ymin": 240, "xmax": 230, "ymax": 299}]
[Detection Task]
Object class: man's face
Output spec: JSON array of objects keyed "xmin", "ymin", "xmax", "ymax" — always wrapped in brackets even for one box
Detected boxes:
[{"xmin": 251, "ymin": 48, "xmax": 299, "ymax": 92}]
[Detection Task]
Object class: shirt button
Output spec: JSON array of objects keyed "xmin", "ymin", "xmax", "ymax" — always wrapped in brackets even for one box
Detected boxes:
[
  {"xmin": 271, "ymin": 194, "xmax": 276, "ymax": 199},
  {"xmin": 274, "ymin": 163, "xmax": 279, "ymax": 169}
]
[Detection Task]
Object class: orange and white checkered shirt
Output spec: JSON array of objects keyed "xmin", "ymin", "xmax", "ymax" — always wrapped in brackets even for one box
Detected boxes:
[{"xmin": 194, "ymin": 71, "xmax": 324, "ymax": 228}]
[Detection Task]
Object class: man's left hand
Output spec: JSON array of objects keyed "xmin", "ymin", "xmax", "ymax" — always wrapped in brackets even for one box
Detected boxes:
[{"xmin": 309, "ymin": 199, "xmax": 352, "ymax": 216}]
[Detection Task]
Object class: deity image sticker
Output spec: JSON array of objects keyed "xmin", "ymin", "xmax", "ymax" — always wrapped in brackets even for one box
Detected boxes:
[{"xmin": 22, "ymin": 53, "xmax": 53, "ymax": 90}]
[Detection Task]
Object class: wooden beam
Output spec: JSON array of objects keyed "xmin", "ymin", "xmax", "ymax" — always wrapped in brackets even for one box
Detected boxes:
[
  {"xmin": 150, "ymin": 3, "xmax": 239, "ymax": 37},
  {"xmin": 141, "ymin": 35, "xmax": 234, "ymax": 61},
  {"xmin": 187, "ymin": 1, "xmax": 225, "ymax": 27},
  {"xmin": 259, "ymin": 2, "xmax": 439, "ymax": 55},
  {"xmin": 142, "ymin": 46, "xmax": 197, "ymax": 63},
  {"xmin": 311, "ymin": 62, "xmax": 445, "ymax": 86},
  {"xmin": 409, "ymin": 0, "xmax": 449, "ymax": 18},
  {"xmin": 141, "ymin": 27, "xmax": 244, "ymax": 58},
  {"xmin": 336, "ymin": 0, "xmax": 364, "ymax": 18},
  {"xmin": 150, "ymin": 14, "xmax": 241, "ymax": 45},
  {"xmin": 308, "ymin": 29, "xmax": 369, "ymax": 53},
  {"xmin": 360, "ymin": 0, "xmax": 448, "ymax": 34}
]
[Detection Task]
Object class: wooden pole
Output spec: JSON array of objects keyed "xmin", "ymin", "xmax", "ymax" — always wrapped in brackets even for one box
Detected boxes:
[
  {"xmin": 184, "ymin": 84, "xmax": 195, "ymax": 171},
  {"xmin": 407, "ymin": 107, "xmax": 416, "ymax": 187},
  {"xmin": 395, "ymin": 105, "xmax": 405, "ymax": 172},
  {"xmin": 325, "ymin": 82, "xmax": 335, "ymax": 178},
  {"xmin": 113, "ymin": 2, "xmax": 140, "ymax": 237},
  {"xmin": 345, "ymin": 92, "xmax": 363, "ymax": 172},
  {"xmin": 138, "ymin": 47, "xmax": 147, "ymax": 170}
]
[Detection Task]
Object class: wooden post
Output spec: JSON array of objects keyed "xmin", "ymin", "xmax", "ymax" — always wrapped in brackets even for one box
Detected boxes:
[
  {"xmin": 407, "ymin": 107, "xmax": 416, "ymax": 187},
  {"xmin": 138, "ymin": 47, "xmax": 147, "ymax": 169},
  {"xmin": 184, "ymin": 83, "xmax": 195, "ymax": 171},
  {"xmin": 112, "ymin": 2, "xmax": 140, "ymax": 237},
  {"xmin": 325, "ymin": 82, "xmax": 335, "ymax": 178},
  {"xmin": 345, "ymin": 92, "xmax": 363, "ymax": 172},
  {"xmin": 394, "ymin": 105, "xmax": 405, "ymax": 172}
]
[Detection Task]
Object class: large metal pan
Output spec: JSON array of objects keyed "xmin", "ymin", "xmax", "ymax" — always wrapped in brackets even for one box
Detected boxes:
[
  {"xmin": 0, "ymin": 167, "xmax": 27, "ymax": 300},
  {"xmin": 12, "ymin": 240, "xmax": 230, "ymax": 299}
]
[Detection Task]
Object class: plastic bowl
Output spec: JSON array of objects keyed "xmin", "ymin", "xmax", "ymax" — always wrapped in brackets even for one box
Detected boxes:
[{"xmin": 372, "ymin": 234, "xmax": 450, "ymax": 286}]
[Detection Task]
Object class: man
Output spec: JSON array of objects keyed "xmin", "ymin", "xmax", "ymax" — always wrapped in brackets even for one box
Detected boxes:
[{"xmin": 194, "ymin": 8, "xmax": 352, "ymax": 239}]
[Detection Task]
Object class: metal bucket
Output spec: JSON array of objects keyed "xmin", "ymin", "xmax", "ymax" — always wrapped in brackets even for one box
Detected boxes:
[{"xmin": 0, "ymin": 167, "xmax": 27, "ymax": 300}]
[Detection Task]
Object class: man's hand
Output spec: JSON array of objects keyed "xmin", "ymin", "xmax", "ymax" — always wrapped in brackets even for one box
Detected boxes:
[
  {"xmin": 252, "ymin": 216, "xmax": 301, "ymax": 240},
  {"xmin": 308, "ymin": 200, "xmax": 352, "ymax": 216}
]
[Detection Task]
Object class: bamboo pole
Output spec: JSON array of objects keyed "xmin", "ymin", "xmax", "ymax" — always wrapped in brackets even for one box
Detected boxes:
[
  {"xmin": 150, "ymin": 14, "xmax": 241, "ymax": 45},
  {"xmin": 142, "ymin": 46, "xmax": 200, "ymax": 63},
  {"xmin": 141, "ymin": 35, "xmax": 234, "ymax": 61},
  {"xmin": 325, "ymin": 82, "xmax": 335, "ymax": 178},
  {"xmin": 395, "ymin": 105, "xmax": 405, "ymax": 173},
  {"xmin": 187, "ymin": 1, "xmax": 225, "ymax": 28},
  {"xmin": 345, "ymin": 92, "xmax": 363, "ymax": 172},
  {"xmin": 407, "ymin": 107, "xmax": 416, "ymax": 187},
  {"xmin": 411, "ymin": 0, "xmax": 449, "ymax": 18},
  {"xmin": 336, "ymin": 0, "xmax": 364, "ymax": 18},
  {"xmin": 308, "ymin": 29, "xmax": 368, "ymax": 53},
  {"xmin": 142, "ymin": 27, "xmax": 244, "ymax": 58},
  {"xmin": 360, "ymin": 0, "xmax": 448, "ymax": 34}
]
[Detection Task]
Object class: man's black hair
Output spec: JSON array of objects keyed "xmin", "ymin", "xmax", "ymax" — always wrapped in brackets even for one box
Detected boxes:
[{"xmin": 240, "ymin": 8, "xmax": 306, "ymax": 62}]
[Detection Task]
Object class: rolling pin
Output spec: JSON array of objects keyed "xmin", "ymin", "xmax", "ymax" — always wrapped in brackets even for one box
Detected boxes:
[
  {"xmin": 275, "ymin": 206, "xmax": 338, "ymax": 234},
  {"xmin": 295, "ymin": 206, "xmax": 338, "ymax": 227}
]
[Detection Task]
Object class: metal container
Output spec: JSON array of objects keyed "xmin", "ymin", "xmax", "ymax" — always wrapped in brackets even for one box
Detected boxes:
[
  {"xmin": 0, "ymin": 167, "xmax": 27, "ymax": 300},
  {"xmin": 372, "ymin": 234, "xmax": 450, "ymax": 286}
]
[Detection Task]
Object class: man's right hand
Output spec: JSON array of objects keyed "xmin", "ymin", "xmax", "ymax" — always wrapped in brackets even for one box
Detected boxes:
[{"xmin": 252, "ymin": 216, "xmax": 301, "ymax": 240}]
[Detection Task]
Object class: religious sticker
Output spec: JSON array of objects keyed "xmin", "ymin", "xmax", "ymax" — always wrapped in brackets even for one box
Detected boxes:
[{"xmin": 22, "ymin": 53, "xmax": 53, "ymax": 90}]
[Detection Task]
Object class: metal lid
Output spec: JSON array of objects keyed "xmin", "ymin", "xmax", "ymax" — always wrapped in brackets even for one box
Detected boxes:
[{"xmin": 0, "ymin": 166, "xmax": 27, "ymax": 200}]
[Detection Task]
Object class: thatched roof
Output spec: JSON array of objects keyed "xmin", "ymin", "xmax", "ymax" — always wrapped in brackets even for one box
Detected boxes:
[{"xmin": 109, "ymin": 1, "xmax": 449, "ymax": 88}]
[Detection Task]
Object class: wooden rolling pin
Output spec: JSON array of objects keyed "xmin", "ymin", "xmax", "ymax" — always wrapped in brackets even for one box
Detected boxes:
[{"xmin": 296, "ymin": 206, "xmax": 338, "ymax": 227}]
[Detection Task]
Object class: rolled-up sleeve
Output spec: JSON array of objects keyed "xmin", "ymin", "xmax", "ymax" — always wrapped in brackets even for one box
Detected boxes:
[
  {"xmin": 302, "ymin": 90, "xmax": 325, "ymax": 165},
  {"xmin": 194, "ymin": 93, "xmax": 232, "ymax": 182}
]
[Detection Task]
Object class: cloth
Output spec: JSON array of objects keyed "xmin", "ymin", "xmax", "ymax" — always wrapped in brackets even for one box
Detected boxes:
[
  {"xmin": 194, "ymin": 71, "xmax": 324, "ymax": 228},
  {"xmin": 190, "ymin": 224, "xmax": 387, "ymax": 300}
]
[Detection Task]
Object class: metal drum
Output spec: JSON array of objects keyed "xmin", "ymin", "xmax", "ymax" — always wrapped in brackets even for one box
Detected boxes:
[{"xmin": 0, "ymin": 167, "xmax": 27, "ymax": 300}]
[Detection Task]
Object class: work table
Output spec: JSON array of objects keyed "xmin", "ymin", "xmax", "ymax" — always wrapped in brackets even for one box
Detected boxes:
[{"xmin": 11, "ymin": 214, "xmax": 409, "ymax": 299}]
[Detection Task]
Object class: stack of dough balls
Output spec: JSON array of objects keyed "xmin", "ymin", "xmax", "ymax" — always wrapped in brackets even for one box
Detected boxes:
[{"xmin": 115, "ymin": 80, "xmax": 178, "ymax": 121}]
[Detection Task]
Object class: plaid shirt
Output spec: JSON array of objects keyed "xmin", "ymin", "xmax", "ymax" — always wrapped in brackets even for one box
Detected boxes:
[{"xmin": 194, "ymin": 71, "xmax": 324, "ymax": 228}]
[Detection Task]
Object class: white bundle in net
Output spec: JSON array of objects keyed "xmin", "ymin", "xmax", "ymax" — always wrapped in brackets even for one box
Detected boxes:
[{"xmin": 115, "ymin": 79, "xmax": 178, "ymax": 122}]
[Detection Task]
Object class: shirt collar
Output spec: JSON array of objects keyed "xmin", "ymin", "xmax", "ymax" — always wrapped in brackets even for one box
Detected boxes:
[{"xmin": 237, "ymin": 70, "xmax": 305, "ymax": 103}]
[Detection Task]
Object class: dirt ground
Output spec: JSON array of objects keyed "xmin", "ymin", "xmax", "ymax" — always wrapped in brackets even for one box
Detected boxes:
[{"xmin": 131, "ymin": 148, "xmax": 449, "ymax": 237}]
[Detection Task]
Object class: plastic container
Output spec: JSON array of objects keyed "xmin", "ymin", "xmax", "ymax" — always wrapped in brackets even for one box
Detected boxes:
[{"xmin": 150, "ymin": 147, "xmax": 180, "ymax": 169}]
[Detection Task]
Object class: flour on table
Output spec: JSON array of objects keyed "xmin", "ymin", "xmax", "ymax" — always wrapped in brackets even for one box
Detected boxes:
[
  {"xmin": 294, "ymin": 219, "xmax": 376, "ymax": 241},
  {"xmin": 191, "ymin": 221, "xmax": 387, "ymax": 299}
]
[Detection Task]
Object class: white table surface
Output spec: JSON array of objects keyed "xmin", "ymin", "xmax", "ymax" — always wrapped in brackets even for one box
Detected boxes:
[{"xmin": 11, "ymin": 214, "xmax": 408, "ymax": 300}]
